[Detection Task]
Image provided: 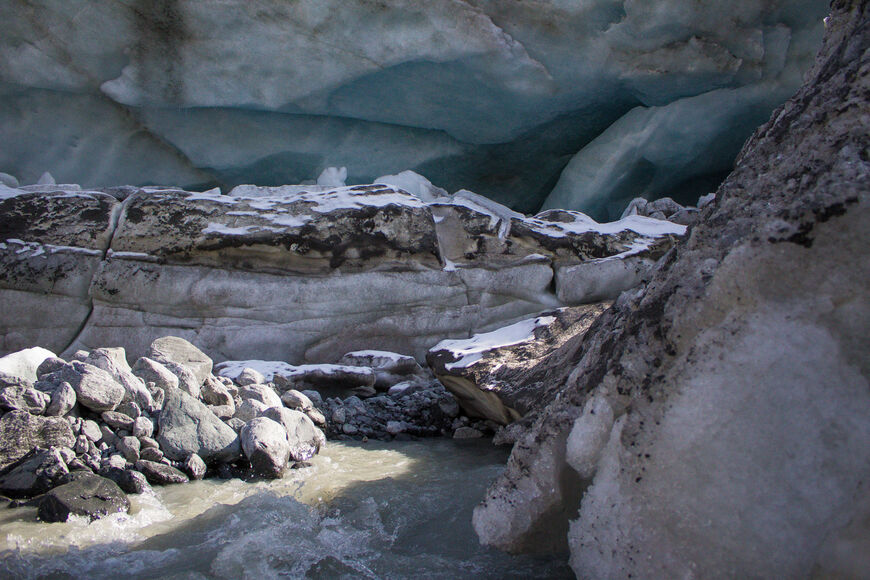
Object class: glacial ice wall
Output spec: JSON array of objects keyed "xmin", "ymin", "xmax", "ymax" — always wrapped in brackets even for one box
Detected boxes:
[{"xmin": 0, "ymin": 0, "xmax": 827, "ymax": 217}]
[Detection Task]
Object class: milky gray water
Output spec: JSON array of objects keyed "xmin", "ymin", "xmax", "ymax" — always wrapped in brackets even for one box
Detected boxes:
[{"xmin": 0, "ymin": 439, "xmax": 571, "ymax": 579}]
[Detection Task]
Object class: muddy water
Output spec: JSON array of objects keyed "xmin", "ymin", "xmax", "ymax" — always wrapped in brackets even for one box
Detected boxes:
[{"xmin": 0, "ymin": 439, "xmax": 571, "ymax": 579}]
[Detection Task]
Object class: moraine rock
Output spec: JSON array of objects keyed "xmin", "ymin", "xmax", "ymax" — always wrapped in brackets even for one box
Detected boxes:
[
  {"xmin": 158, "ymin": 361, "xmax": 202, "ymax": 399},
  {"xmin": 0, "ymin": 347, "xmax": 57, "ymax": 384},
  {"xmin": 0, "ymin": 385, "xmax": 49, "ymax": 414},
  {"xmin": 238, "ymin": 384, "xmax": 282, "ymax": 409},
  {"xmin": 85, "ymin": 348, "xmax": 154, "ymax": 411},
  {"xmin": 146, "ymin": 336, "xmax": 213, "ymax": 387},
  {"xmin": 428, "ymin": 305, "xmax": 609, "ymax": 425},
  {"xmin": 261, "ymin": 407, "xmax": 325, "ymax": 462},
  {"xmin": 241, "ymin": 417, "xmax": 291, "ymax": 479},
  {"xmin": 57, "ymin": 361, "xmax": 125, "ymax": 412},
  {"xmin": 43, "ymin": 382, "xmax": 76, "ymax": 417},
  {"xmin": 473, "ymin": 4, "xmax": 870, "ymax": 577},
  {"xmin": 134, "ymin": 460, "xmax": 189, "ymax": 486},
  {"xmin": 236, "ymin": 367, "xmax": 266, "ymax": 387},
  {"xmin": 38, "ymin": 473, "xmax": 130, "ymax": 522},
  {"xmin": 280, "ymin": 389, "xmax": 326, "ymax": 427},
  {"xmin": 338, "ymin": 350, "xmax": 426, "ymax": 390},
  {"xmin": 131, "ymin": 357, "xmax": 180, "ymax": 392},
  {"xmin": 182, "ymin": 453, "xmax": 207, "ymax": 481},
  {"xmin": 0, "ymin": 411, "xmax": 75, "ymax": 471},
  {"xmin": 0, "ymin": 447, "xmax": 69, "ymax": 498},
  {"xmin": 157, "ymin": 387, "xmax": 241, "ymax": 464}
]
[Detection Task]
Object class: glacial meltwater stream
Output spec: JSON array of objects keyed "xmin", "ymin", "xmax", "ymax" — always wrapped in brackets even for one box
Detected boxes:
[{"xmin": 0, "ymin": 439, "xmax": 570, "ymax": 579}]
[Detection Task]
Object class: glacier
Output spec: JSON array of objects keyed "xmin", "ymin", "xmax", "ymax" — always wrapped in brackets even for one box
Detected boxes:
[{"xmin": 0, "ymin": 0, "xmax": 827, "ymax": 216}]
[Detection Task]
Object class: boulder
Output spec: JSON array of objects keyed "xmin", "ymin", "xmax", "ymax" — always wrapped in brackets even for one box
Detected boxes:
[
  {"xmin": 338, "ymin": 350, "xmax": 426, "ymax": 389},
  {"xmin": 261, "ymin": 407, "xmax": 324, "ymax": 462},
  {"xmin": 157, "ymin": 387, "xmax": 241, "ymax": 464},
  {"xmin": 134, "ymin": 460, "xmax": 190, "ymax": 485},
  {"xmin": 238, "ymin": 384, "xmax": 282, "ymax": 408},
  {"xmin": 0, "ymin": 385, "xmax": 49, "ymax": 414},
  {"xmin": 280, "ymin": 389, "xmax": 326, "ymax": 426},
  {"xmin": 85, "ymin": 348, "xmax": 154, "ymax": 411},
  {"xmin": 131, "ymin": 357, "xmax": 179, "ymax": 392},
  {"xmin": 147, "ymin": 336, "xmax": 213, "ymax": 387},
  {"xmin": 38, "ymin": 473, "xmax": 130, "ymax": 522},
  {"xmin": 201, "ymin": 375, "xmax": 234, "ymax": 407},
  {"xmin": 99, "ymin": 467, "xmax": 150, "ymax": 495},
  {"xmin": 44, "ymin": 382, "xmax": 76, "ymax": 416},
  {"xmin": 0, "ymin": 347, "xmax": 57, "ymax": 384},
  {"xmin": 0, "ymin": 447, "xmax": 69, "ymax": 497},
  {"xmin": 182, "ymin": 453, "xmax": 207, "ymax": 481},
  {"xmin": 427, "ymin": 305, "xmax": 609, "ymax": 424},
  {"xmin": 236, "ymin": 367, "xmax": 266, "ymax": 386},
  {"xmin": 0, "ymin": 411, "xmax": 75, "ymax": 471},
  {"xmin": 241, "ymin": 417, "xmax": 291, "ymax": 478},
  {"xmin": 101, "ymin": 411, "xmax": 134, "ymax": 431},
  {"xmin": 60, "ymin": 361, "xmax": 125, "ymax": 412}
]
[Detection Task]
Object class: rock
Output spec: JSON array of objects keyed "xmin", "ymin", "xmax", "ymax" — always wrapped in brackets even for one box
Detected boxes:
[
  {"xmin": 234, "ymin": 399, "xmax": 271, "ymax": 423},
  {"xmin": 427, "ymin": 305, "xmax": 609, "ymax": 424},
  {"xmin": 453, "ymin": 426, "xmax": 483, "ymax": 440},
  {"xmin": 182, "ymin": 453, "xmax": 207, "ymax": 481},
  {"xmin": 139, "ymin": 447, "xmax": 163, "ymax": 463},
  {"xmin": 0, "ymin": 447, "xmax": 69, "ymax": 497},
  {"xmin": 101, "ymin": 411, "xmax": 135, "ymax": 431},
  {"xmin": 236, "ymin": 367, "xmax": 266, "ymax": 386},
  {"xmin": 474, "ymin": 5, "xmax": 870, "ymax": 577},
  {"xmin": 38, "ymin": 473, "xmax": 130, "ymax": 522},
  {"xmin": 138, "ymin": 436, "xmax": 159, "ymax": 450},
  {"xmin": 238, "ymin": 384, "xmax": 282, "ymax": 408},
  {"xmin": 281, "ymin": 389, "xmax": 326, "ymax": 426},
  {"xmin": 147, "ymin": 336, "xmax": 213, "ymax": 387},
  {"xmin": 60, "ymin": 361, "xmax": 125, "ymax": 412},
  {"xmin": 80, "ymin": 419, "xmax": 102, "ymax": 443},
  {"xmin": 241, "ymin": 417, "xmax": 291, "ymax": 478},
  {"xmin": 35, "ymin": 356, "xmax": 68, "ymax": 379},
  {"xmin": 116, "ymin": 436, "xmax": 140, "ymax": 462},
  {"xmin": 0, "ymin": 385, "xmax": 49, "ymax": 414},
  {"xmin": 103, "ymin": 454, "xmax": 127, "ymax": 471},
  {"xmin": 135, "ymin": 459, "xmax": 190, "ymax": 485},
  {"xmin": 85, "ymin": 348, "xmax": 154, "ymax": 411},
  {"xmin": 208, "ymin": 404, "xmax": 235, "ymax": 420},
  {"xmin": 0, "ymin": 411, "xmax": 75, "ymax": 471},
  {"xmin": 261, "ymin": 407, "xmax": 324, "ymax": 462},
  {"xmin": 225, "ymin": 417, "xmax": 245, "ymax": 432},
  {"xmin": 100, "ymin": 467, "xmax": 150, "ymax": 495},
  {"xmin": 338, "ymin": 350, "xmax": 426, "ymax": 389},
  {"xmin": 115, "ymin": 401, "xmax": 141, "ymax": 419},
  {"xmin": 131, "ymin": 357, "xmax": 180, "ymax": 392},
  {"xmin": 157, "ymin": 387, "xmax": 241, "ymax": 464},
  {"xmin": 132, "ymin": 416, "xmax": 154, "ymax": 438},
  {"xmin": 44, "ymin": 382, "xmax": 76, "ymax": 417},
  {"xmin": 201, "ymin": 375, "xmax": 234, "ymax": 407},
  {"xmin": 274, "ymin": 365, "xmax": 376, "ymax": 399},
  {"xmin": 160, "ymin": 361, "xmax": 202, "ymax": 399}
]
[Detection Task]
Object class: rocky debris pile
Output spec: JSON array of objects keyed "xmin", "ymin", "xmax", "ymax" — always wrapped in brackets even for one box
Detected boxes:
[
  {"xmin": 214, "ymin": 350, "xmax": 495, "ymax": 441},
  {"xmin": 473, "ymin": 2, "xmax": 870, "ymax": 577},
  {"xmin": 428, "ymin": 305, "xmax": 610, "ymax": 427},
  {"xmin": 0, "ymin": 182, "xmax": 684, "ymax": 363},
  {"xmin": 0, "ymin": 336, "xmax": 329, "ymax": 522},
  {"xmin": 619, "ymin": 192, "xmax": 716, "ymax": 225}
]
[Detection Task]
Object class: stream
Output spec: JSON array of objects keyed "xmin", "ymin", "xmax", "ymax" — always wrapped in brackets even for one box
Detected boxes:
[{"xmin": 0, "ymin": 438, "xmax": 571, "ymax": 579}]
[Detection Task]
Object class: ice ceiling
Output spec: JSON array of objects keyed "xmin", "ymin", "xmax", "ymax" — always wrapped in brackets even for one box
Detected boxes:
[{"xmin": 0, "ymin": 0, "xmax": 827, "ymax": 219}]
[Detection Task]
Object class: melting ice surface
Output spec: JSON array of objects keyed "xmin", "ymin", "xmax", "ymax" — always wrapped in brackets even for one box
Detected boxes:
[{"xmin": 0, "ymin": 440, "xmax": 571, "ymax": 579}]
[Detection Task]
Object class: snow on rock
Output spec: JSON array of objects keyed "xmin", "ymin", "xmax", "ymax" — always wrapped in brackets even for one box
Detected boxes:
[
  {"xmin": 428, "ymin": 305, "xmax": 609, "ymax": 424},
  {"xmin": 1, "ymin": 181, "xmax": 685, "ymax": 362},
  {"xmin": 316, "ymin": 166, "xmax": 347, "ymax": 187}
]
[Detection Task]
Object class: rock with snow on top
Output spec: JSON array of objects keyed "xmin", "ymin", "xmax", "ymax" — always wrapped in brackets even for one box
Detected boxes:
[{"xmin": 0, "ymin": 347, "xmax": 57, "ymax": 384}]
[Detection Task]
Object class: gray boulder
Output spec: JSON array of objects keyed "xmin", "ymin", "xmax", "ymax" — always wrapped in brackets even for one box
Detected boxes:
[
  {"xmin": 44, "ymin": 382, "xmax": 76, "ymax": 417},
  {"xmin": 135, "ymin": 460, "xmax": 190, "ymax": 485},
  {"xmin": 61, "ymin": 361, "xmax": 125, "ymax": 412},
  {"xmin": 0, "ymin": 385, "xmax": 49, "ymax": 414},
  {"xmin": 236, "ymin": 367, "xmax": 266, "ymax": 386},
  {"xmin": 157, "ymin": 387, "xmax": 241, "ymax": 464},
  {"xmin": 38, "ymin": 473, "xmax": 130, "ymax": 522},
  {"xmin": 131, "ymin": 357, "xmax": 179, "ymax": 392},
  {"xmin": 338, "ymin": 350, "xmax": 426, "ymax": 389},
  {"xmin": 202, "ymin": 375, "xmax": 234, "ymax": 407},
  {"xmin": 0, "ymin": 347, "xmax": 56, "ymax": 384},
  {"xmin": 281, "ymin": 389, "xmax": 326, "ymax": 427},
  {"xmin": 238, "ymin": 384, "xmax": 282, "ymax": 408},
  {"xmin": 261, "ymin": 406, "xmax": 325, "ymax": 462},
  {"xmin": 101, "ymin": 411, "xmax": 134, "ymax": 431},
  {"xmin": 147, "ymin": 336, "xmax": 213, "ymax": 387},
  {"xmin": 241, "ymin": 417, "xmax": 291, "ymax": 478},
  {"xmin": 85, "ymin": 348, "xmax": 154, "ymax": 411},
  {"xmin": 0, "ymin": 411, "xmax": 75, "ymax": 471},
  {"xmin": 182, "ymin": 453, "xmax": 207, "ymax": 480},
  {"xmin": 0, "ymin": 447, "xmax": 69, "ymax": 497},
  {"xmin": 160, "ymin": 361, "xmax": 201, "ymax": 399}
]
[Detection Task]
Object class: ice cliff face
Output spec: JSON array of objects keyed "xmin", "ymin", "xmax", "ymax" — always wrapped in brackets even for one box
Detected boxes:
[
  {"xmin": 0, "ymin": 0, "xmax": 827, "ymax": 218},
  {"xmin": 473, "ymin": 0, "xmax": 870, "ymax": 576}
]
